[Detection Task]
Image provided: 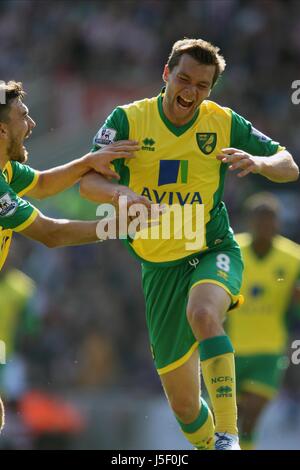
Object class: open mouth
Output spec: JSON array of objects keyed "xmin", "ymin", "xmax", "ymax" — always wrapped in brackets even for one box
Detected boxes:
[{"xmin": 176, "ymin": 96, "xmax": 194, "ymax": 109}]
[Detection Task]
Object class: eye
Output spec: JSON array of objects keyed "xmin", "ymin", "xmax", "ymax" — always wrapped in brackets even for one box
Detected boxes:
[{"xmin": 179, "ymin": 76, "xmax": 188, "ymax": 82}]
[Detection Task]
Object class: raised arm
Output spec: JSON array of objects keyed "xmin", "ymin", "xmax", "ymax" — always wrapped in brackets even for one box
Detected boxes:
[{"xmin": 26, "ymin": 141, "xmax": 140, "ymax": 199}]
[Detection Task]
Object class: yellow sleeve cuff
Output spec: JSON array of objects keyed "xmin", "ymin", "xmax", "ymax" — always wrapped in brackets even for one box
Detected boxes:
[{"xmin": 14, "ymin": 209, "xmax": 39, "ymax": 232}]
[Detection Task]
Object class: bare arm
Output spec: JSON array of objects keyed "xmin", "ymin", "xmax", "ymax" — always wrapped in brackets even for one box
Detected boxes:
[
  {"xmin": 257, "ymin": 150, "xmax": 299, "ymax": 182},
  {"xmin": 217, "ymin": 148, "xmax": 299, "ymax": 182},
  {"xmin": 27, "ymin": 141, "xmax": 139, "ymax": 199},
  {"xmin": 80, "ymin": 171, "xmax": 153, "ymax": 209},
  {"xmin": 20, "ymin": 211, "xmax": 102, "ymax": 248},
  {"xmin": 80, "ymin": 171, "xmax": 121, "ymax": 203}
]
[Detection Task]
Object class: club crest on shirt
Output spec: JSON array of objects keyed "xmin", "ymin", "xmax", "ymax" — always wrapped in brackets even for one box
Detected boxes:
[
  {"xmin": 0, "ymin": 193, "xmax": 18, "ymax": 217},
  {"xmin": 196, "ymin": 132, "xmax": 217, "ymax": 155},
  {"xmin": 94, "ymin": 127, "xmax": 117, "ymax": 147}
]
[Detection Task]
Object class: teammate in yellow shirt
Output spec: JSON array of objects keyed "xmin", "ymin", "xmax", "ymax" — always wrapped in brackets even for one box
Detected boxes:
[
  {"xmin": 80, "ymin": 38, "xmax": 299, "ymax": 449},
  {"xmin": 0, "ymin": 80, "xmax": 139, "ymax": 432},
  {"xmin": 226, "ymin": 193, "xmax": 300, "ymax": 449}
]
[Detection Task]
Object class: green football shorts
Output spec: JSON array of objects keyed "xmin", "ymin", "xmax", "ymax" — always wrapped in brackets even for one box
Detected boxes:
[
  {"xmin": 235, "ymin": 354, "xmax": 286, "ymax": 399},
  {"xmin": 142, "ymin": 234, "xmax": 244, "ymax": 375}
]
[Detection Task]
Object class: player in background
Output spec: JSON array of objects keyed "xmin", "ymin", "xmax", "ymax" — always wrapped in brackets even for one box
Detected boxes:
[
  {"xmin": 0, "ymin": 80, "xmax": 143, "ymax": 431},
  {"xmin": 80, "ymin": 38, "xmax": 299, "ymax": 449},
  {"xmin": 226, "ymin": 193, "xmax": 300, "ymax": 449}
]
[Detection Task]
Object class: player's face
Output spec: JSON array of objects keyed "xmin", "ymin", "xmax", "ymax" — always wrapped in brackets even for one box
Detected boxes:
[
  {"xmin": 251, "ymin": 211, "xmax": 279, "ymax": 242},
  {"xmin": 6, "ymin": 98, "xmax": 36, "ymax": 163},
  {"xmin": 162, "ymin": 54, "xmax": 215, "ymax": 126}
]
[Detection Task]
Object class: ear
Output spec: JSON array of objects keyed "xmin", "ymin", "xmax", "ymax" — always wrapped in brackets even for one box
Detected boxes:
[
  {"xmin": 162, "ymin": 64, "xmax": 169, "ymax": 83},
  {"xmin": 0, "ymin": 122, "xmax": 9, "ymax": 140}
]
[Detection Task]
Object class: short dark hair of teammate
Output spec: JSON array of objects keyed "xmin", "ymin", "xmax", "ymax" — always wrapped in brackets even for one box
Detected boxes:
[
  {"xmin": 0, "ymin": 81, "xmax": 25, "ymax": 122},
  {"xmin": 244, "ymin": 192, "xmax": 281, "ymax": 241},
  {"xmin": 167, "ymin": 38, "xmax": 226, "ymax": 87},
  {"xmin": 244, "ymin": 192, "xmax": 281, "ymax": 217}
]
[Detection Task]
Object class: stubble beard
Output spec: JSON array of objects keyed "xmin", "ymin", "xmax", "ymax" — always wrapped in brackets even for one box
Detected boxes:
[{"xmin": 7, "ymin": 136, "xmax": 28, "ymax": 164}]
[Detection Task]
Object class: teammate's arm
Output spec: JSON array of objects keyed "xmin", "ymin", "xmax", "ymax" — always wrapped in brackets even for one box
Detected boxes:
[
  {"xmin": 19, "ymin": 211, "xmax": 103, "ymax": 247},
  {"xmin": 26, "ymin": 141, "xmax": 139, "ymax": 199},
  {"xmin": 0, "ymin": 179, "xmax": 113, "ymax": 246},
  {"xmin": 80, "ymin": 106, "xmax": 153, "ymax": 209},
  {"xmin": 79, "ymin": 171, "xmax": 153, "ymax": 210}
]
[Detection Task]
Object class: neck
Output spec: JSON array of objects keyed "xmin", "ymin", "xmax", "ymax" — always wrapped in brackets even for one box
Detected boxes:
[
  {"xmin": 251, "ymin": 238, "xmax": 273, "ymax": 257},
  {"xmin": 0, "ymin": 146, "xmax": 9, "ymax": 171}
]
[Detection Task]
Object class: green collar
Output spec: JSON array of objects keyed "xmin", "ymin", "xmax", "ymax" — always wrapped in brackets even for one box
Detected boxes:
[{"xmin": 157, "ymin": 89, "xmax": 200, "ymax": 137}]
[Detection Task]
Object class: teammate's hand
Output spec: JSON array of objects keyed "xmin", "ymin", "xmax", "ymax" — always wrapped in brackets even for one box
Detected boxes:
[
  {"xmin": 112, "ymin": 187, "xmax": 154, "ymax": 213},
  {"xmin": 86, "ymin": 140, "xmax": 140, "ymax": 180},
  {"xmin": 216, "ymin": 148, "xmax": 266, "ymax": 177},
  {"xmin": 112, "ymin": 187, "xmax": 165, "ymax": 235}
]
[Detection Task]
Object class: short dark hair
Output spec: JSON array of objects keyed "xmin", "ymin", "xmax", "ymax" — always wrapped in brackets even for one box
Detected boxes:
[
  {"xmin": 0, "ymin": 81, "xmax": 25, "ymax": 123},
  {"xmin": 167, "ymin": 38, "xmax": 226, "ymax": 87},
  {"xmin": 244, "ymin": 192, "xmax": 281, "ymax": 216}
]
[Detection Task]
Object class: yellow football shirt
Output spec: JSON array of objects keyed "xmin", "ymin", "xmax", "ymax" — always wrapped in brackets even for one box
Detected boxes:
[
  {"xmin": 93, "ymin": 91, "xmax": 284, "ymax": 266},
  {"xmin": 227, "ymin": 233, "xmax": 300, "ymax": 355},
  {"xmin": 0, "ymin": 268, "xmax": 36, "ymax": 357},
  {"xmin": 0, "ymin": 161, "xmax": 39, "ymax": 271}
]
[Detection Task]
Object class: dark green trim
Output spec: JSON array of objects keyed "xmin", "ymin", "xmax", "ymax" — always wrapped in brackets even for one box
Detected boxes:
[
  {"xmin": 91, "ymin": 107, "xmax": 130, "ymax": 177},
  {"xmin": 9, "ymin": 161, "xmax": 36, "ymax": 195},
  {"xmin": 176, "ymin": 397, "xmax": 209, "ymax": 433},
  {"xmin": 157, "ymin": 93, "xmax": 199, "ymax": 137},
  {"xmin": 230, "ymin": 109, "xmax": 280, "ymax": 156},
  {"xmin": 180, "ymin": 160, "xmax": 188, "ymax": 183},
  {"xmin": 213, "ymin": 162, "xmax": 227, "ymax": 209},
  {"xmin": 199, "ymin": 335, "xmax": 234, "ymax": 361}
]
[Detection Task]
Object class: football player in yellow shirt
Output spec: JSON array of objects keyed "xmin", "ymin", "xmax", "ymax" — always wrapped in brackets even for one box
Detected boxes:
[
  {"xmin": 226, "ymin": 193, "xmax": 300, "ymax": 449},
  {"xmin": 80, "ymin": 38, "xmax": 299, "ymax": 449},
  {"xmin": 0, "ymin": 80, "xmax": 140, "ymax": 433}
]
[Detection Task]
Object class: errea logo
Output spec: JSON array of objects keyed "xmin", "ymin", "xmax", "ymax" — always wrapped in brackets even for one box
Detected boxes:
[
  {"xmin": 216, "ymin": 386, "xmax": 232, "ymax": 398},
  {"xmin": 142, "ymin": 138, "xmax": 155, "ymax": 151}
]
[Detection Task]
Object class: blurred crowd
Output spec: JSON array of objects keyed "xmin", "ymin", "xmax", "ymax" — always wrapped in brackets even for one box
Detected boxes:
[
  {"xmin": 1, "ymin": 0, "xmax": 300, "ymax": 155},
  {"xmin": 0, "ymin": 0, "xmax": 300, "ymax": 449}
]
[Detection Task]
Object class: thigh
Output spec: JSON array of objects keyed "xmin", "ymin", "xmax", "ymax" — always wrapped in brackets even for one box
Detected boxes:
[
  {"xmin": 189, "ymin": 239, "xmax": 244, "ymax": 311},
  {"xmin": 187, "ymin": 282, "xmax": 231, "ymax": 324},
  {"xmin": 142, "ymin": 262, "xmax": 197, "ymax": 375}
]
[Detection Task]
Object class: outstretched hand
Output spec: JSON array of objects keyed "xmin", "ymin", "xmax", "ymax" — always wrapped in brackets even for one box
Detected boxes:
[
  {"xmin": 112, "ymin": 187, "xmax": 166, "ymax": 236},
  {"xmin": 86, "ymin": 140, "xmax": 140, "ymax": 180}
]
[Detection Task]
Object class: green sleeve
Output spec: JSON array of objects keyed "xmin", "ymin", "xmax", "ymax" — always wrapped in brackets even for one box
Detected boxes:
[
  {"xmin": 230, "ymin": 110, "xmax": 283, "ymax": 156},
  {"xmin": 10, "ymin": 161, "xmax": 39, "ymax": 196},
  {"xmin": 91, "ymin": 107, "xmax": 129, "ymax": 177},
  {"xmin": 0, "ymin": 177, "xmax": 37, "ymax": 230}
]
